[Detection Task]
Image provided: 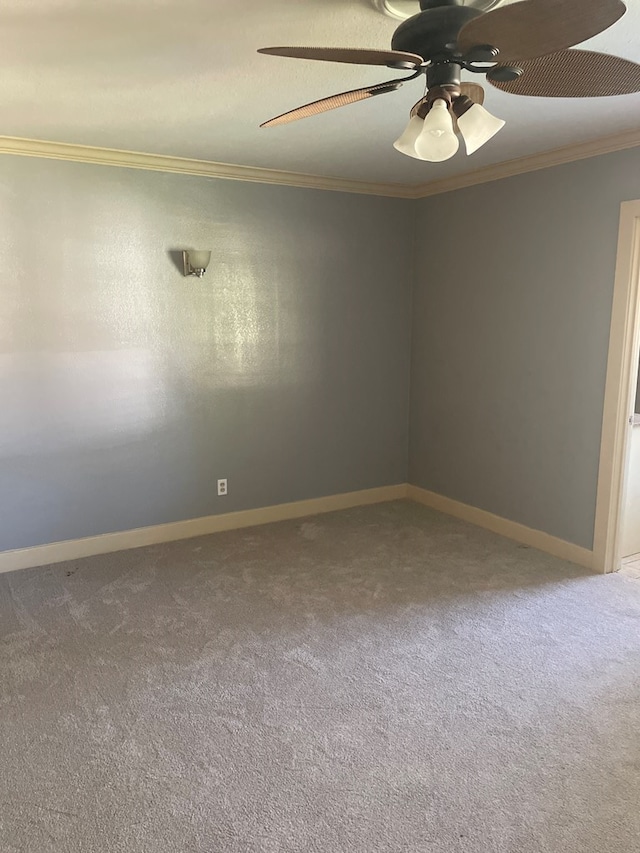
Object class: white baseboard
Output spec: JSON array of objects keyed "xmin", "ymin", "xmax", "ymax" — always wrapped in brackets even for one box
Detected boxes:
[
  {"xmin": 0, "ymin": 484, "xmax": 409, "ymax": 575},
  {"xmin": 0, "ymin": 482, "xmax": 595, "ymax": 575},
  {"xmin": 407, "ymin": 485, "xmax": 594, "ymax": 570}
]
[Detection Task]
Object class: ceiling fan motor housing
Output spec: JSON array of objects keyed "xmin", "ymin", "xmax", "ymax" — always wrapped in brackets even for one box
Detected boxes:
[{"xmin": 391, "ymin": 4, "xmax": 482, "ymax": 62}]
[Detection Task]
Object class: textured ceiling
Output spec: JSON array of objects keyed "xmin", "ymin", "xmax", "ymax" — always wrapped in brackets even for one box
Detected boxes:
[{"xmin": 0, "ymin": 0, "xmax": 639, "ymax": 186}]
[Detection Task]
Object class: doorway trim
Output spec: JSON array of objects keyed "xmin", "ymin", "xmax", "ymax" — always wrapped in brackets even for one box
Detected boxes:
[{"xmin": 593, "ymin": 200, "xmax": 640, "ymax": 573}]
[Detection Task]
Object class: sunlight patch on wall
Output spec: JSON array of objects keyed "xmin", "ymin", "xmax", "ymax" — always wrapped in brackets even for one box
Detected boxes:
[{"xmin": 169, "ymin": 226, "xmax": 319, "ymax": 391}]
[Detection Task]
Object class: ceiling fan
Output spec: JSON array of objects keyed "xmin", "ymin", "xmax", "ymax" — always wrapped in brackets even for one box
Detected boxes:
[{"xmin": 258, "ymin": 0, "xmax": 640, "ymax": 163}]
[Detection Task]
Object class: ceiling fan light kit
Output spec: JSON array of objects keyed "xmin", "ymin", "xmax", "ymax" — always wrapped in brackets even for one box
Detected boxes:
[
  {"xmin": 455, "ymin": 100, "xmax": 506, "ymax": 155},
  {"xmin": 393, "ymin": 115, "xmax": 426, "ymax": 158},
  {"xmin": 258, "ymin": 0, "xmax": 640, "ymax": 165},
  {"xmin": 413, "ymin": 99, "xmax": 460, "ymax": 161},
  {"xmin": 394, "ymin": 89, "xmax": 506, "ymax": 160}
]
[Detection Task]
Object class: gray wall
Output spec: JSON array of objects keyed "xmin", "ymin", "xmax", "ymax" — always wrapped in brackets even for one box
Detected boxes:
[
  {"xmin": 409, "ymin": 146, "xmax": 640, "ymax": 549},
  {"xmin": 0, "ymin": 157, "xmax": 413, "ymax": 551},
  {"xmin": 5, "ymin": 145, "xmax": 640, "ymax": 555}
]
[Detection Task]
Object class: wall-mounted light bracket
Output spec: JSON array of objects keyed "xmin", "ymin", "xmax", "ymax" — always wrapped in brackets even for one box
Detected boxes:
[{"xmin": 182, "ymin": 250, "xmax": 212, "ymax": 278}]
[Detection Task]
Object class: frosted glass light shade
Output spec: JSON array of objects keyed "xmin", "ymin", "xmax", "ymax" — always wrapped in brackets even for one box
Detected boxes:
[
  {"xmin": 182, "ymin": 249, "xmax": 212, "ymax": 278},
  {"xmin": 457, "ymin": 103, "xmax": 505, "ymax": 155},
  {"xmin": 414, "ymin": 99, "xmax": 459, "ymax": 162},
  {"xmin": 187, "ymin": 250, "xmax": 211, "ymax": 271},
  {"xmin": 393, "ymin": 116, "xmax": 424, "ymax": 159}
]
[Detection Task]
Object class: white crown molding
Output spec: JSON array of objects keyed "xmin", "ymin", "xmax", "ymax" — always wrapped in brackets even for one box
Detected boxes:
[
  {"xmin": 410, "ymin": 128, "xmax": 640, "ymax": 199},
  {"xmin": 0, "ymin": 135, "xmax": 415, "ymax": 198},
  {"xmin": 0, "ymin": 129, "xmax": 639, "ymax": 200}
]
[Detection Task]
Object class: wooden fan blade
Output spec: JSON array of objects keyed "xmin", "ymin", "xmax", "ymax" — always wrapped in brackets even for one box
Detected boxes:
[
  {"xmin": 260, "ymin": 82, "xmax": 401, "ymax": 128},
  {"xmin": 488, "ymin": 49, "xmax": 640, "ymax": 97},
  {"xmin": 460, "ymin": 82, "xmax": 485, "ymax": 105},
  {"xmin": 258, "ymin": 46, "xmax": 424, "ymax": 69},
  {"xmin": 458, "ymin": 0, "xmax": 626, "ymax": 63}
]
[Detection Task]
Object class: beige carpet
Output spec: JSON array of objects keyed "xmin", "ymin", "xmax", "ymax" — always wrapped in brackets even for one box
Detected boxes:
[{"xmin": 1, "ymin": 500, "xmax": 639, "ymax": 852}]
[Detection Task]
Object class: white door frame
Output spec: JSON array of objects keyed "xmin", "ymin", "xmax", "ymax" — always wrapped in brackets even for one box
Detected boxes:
[{"xmin": 593, "ymin": 200, "xmax": 640, "ymax": 573}]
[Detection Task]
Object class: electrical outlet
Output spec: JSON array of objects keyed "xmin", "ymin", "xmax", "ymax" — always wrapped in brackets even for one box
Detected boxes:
[{"xmin": 217, "ymin": 478, "xmax": 228, "ymax": 496}]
